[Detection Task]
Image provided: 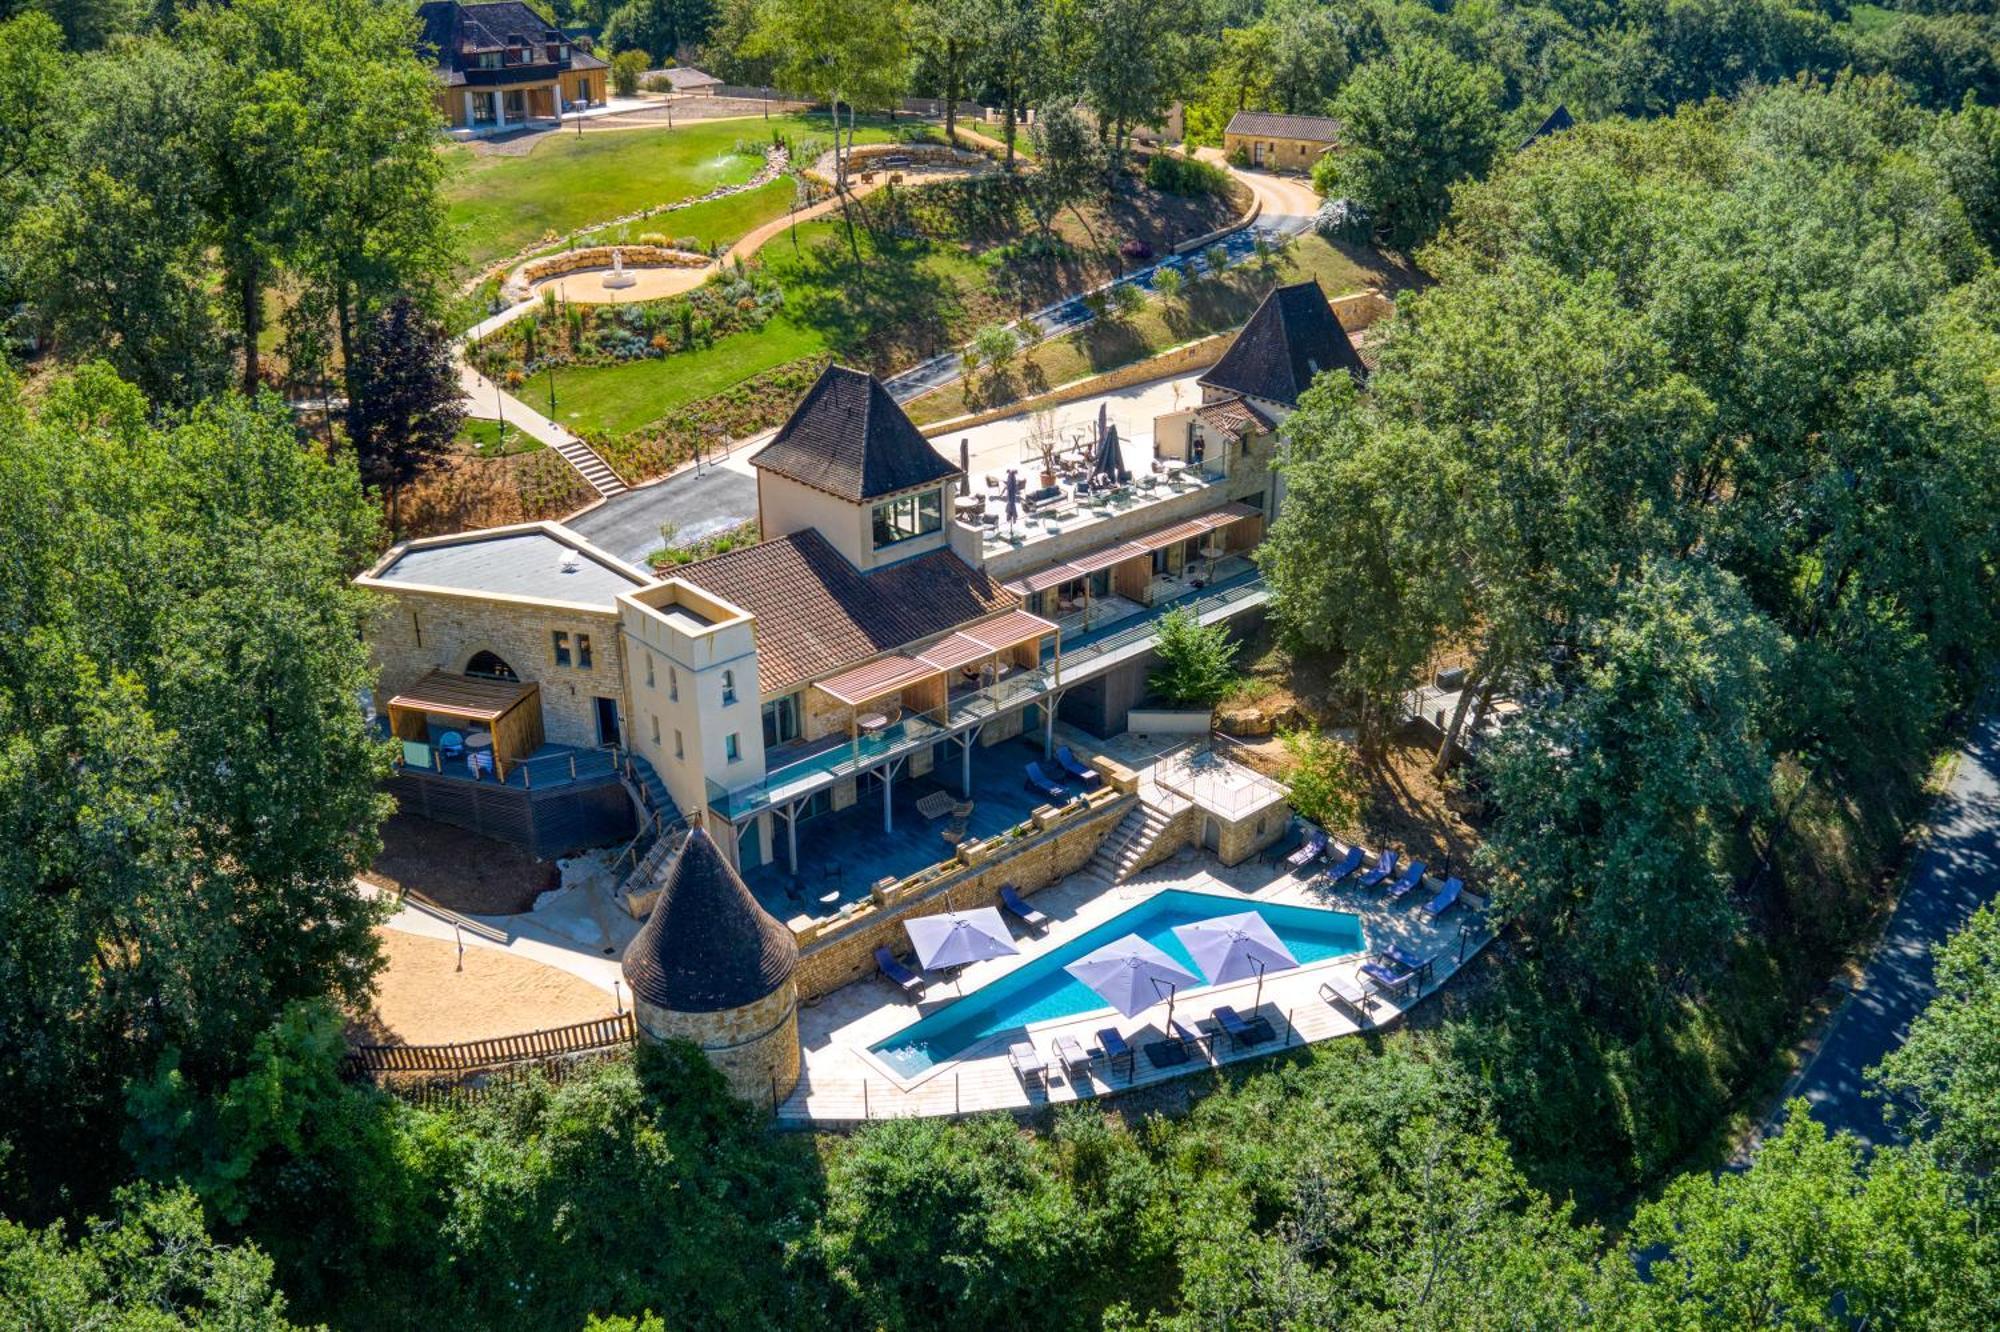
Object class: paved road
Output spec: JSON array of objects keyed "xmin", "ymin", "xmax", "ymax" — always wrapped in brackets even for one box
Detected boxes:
[{"xmin": 1785, "ymin": 710, "xmax": 2000, "ymax": 1146}]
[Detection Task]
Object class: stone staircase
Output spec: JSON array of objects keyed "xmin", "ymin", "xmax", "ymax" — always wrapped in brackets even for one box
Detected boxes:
[
  {"xmin": 1089, "ymin": 804, "xmax": 1177, "ymax": 884},
  {"xmin": 552, "ymin": 432, "xmax": 627, "ymax": 497}
]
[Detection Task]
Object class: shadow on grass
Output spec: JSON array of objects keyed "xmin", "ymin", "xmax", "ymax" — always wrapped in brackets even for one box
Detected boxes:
[{"xmin": 779, "ymin": 229, "xmax": 964, "ymax": 371}]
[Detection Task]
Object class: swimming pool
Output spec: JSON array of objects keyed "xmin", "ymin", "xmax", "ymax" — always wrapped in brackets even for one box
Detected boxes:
[{"xmin": 868, "ymin": 889, "xmax": 1366, "ymax": 1078}]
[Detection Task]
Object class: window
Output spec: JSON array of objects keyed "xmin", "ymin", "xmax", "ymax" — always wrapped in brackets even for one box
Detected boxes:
[
  {"xmin": 650, "ymin": 715, "xmax": 660, "ymax": 744},
  {"xmin": 722, "ymin": 670, "xmax": 737, "ymax": 706},
  {"xmin": 576, "ymin": 633, "xmax": 593, "ymax": 670},
  {"xmin": 551, "ymin": 630, "xmax": 571, "ymax": 667},
  {"xmin": 725, "ymin": 733, "xmax": 741, "ymax": 763},
  {"xmin": 465, "ymin": 650, "xmax": 517, "ymax": 681},
  {"xmin": 674, "ymin": 729, "xmax": 684, "ymax": 760},
  {"xmin": 871, "ymin": 487, "xmax": 944, "ymax": 550},
  {"xmin": 762, "ymin": 694, "xmax": 799, "ymax": 749},
  {"xmin": 669, "ymin": 666, "xmax": 679, "ymax": 701},
  {"xmin": 645, "ymin": 653, "xmax": 655, "ymax": 689}
]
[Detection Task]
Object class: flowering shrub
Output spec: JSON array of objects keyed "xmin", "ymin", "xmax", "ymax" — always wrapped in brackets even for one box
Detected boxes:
[{"xmin": 469, "ymin": 268, "xmax": 787, "ymax": 376}]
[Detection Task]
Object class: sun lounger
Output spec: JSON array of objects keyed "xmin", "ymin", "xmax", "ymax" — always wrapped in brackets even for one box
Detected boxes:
[
  {"xmin": 1211, "ymin": 1005, "xmax": 1271, "ymax": 1050},
  {"xmin": 1054, "ymin": 745, "xmax": 1102, "ymax": 789},
  {"xmin": 874, "ymin": 946, "xmax": 925, "ymax": 999},
  {"xmin": 1170, "ymin": 1018, "xmax": 1208, "ymax": 1058},
  {"xmin": 1320, "ymin": 845, "xmax": 1365, "ymax": 884},
  {"xmin": 1356, "ymin": 849, "xmax": 1399, "ymax": 891},
  {"xmin": 1422, "ymin": 877, "xmax": 1465, "ymax": 919},
  {"xmin": 1385, "ymin": 859, "xmax": 1428, "ymax": 900},
  {"xmin": 1285, "ymin": 828, "xmax": 1328, "ymax": 870},
  {"xmin": 1361, "ymin": 959, "xmax": 1419, "ymax": 998},
  {"xmin": 1054, "ymin": 1035, "xmax": 1094, "ymax": 1080},
  {"xmin": 1319, "ymin": 975, "xmax": 1375, "ymax": 1025},
  {"xmin": 1378, "ymin": 943, "xmax": 1435, "ymax": 985},
  {"xmin": 1009, "ymin": 1041, "xmax": 1048, "ymax": 1089},
  {"xmin": 1024, "ymin": 761, "xmax": 1069, "ymax": 802},
  {"xmin": 1096, "ymin": 1027, "xmax": 1134, "ymax": 1079},
  {"xmin": 998, "ymin": 884, "xmax": 1049, "ymax": 932}
]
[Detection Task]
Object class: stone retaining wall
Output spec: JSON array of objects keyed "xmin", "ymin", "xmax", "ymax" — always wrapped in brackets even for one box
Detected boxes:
[{"xmin": 517, "ymin": 245, "xmax": 712, "ymax": 289}]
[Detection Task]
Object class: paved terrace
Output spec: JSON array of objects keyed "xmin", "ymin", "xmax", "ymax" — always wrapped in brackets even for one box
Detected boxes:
[{"xmin": 777, "ymin": 840, "xmax": 1494, "ymax": 1126}]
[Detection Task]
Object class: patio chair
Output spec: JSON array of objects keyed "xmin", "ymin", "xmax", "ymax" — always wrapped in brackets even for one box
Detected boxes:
[
  {"xmin": 1054, "ymin": 1035, "xmax": 1094, "ymax": 1081},
  {"xmin": 1376, "ymin": 943, "xmax": 1435, "ymax": 986},
  {"xmin": 1285, "ymin": 828, "xmax": 1328, "ymax": 870},
  {"xmin": 1009, "ymin": 1041, "xmax": 1048, "ymax": 1090},
  {"xmin": 874, "ymin": 947, "xmax": 925, "ymax": 1000},
  {"xmin": 1360, "ymin": 958, "xmax": 1419, "ymax": 999},
  {"xmin": 1096, "ymin": 1026, "xmax": 1135, "ymax": 1079},
  {"xmin": 1355, "ymin": 848, "xmax": 1399, "ymax": 891},
  {"xmin": 1384, "ymin": 859, "xmax": 1428, "ymax": 901},
  {"xmin": 1024, "ymin": 761, "xmax": 1069, "ymax": 802},
  {"xmin": 437, "ymin": 729, "xmax": 466, "ymax": 760},
  {"xmin": 1319, "ymin": 975, "xmax": 1375, "ymax": 1025},
  {"xmin": 1320, "ymin": 844, "xmax": 1365, "ymax": 884},
  {"xmin": 998, "ymin": 884, "xmax": 1049, "ymax": 932},
  {"xmin": 1169, "ymin": 1017, "xmax": 1210, "ymax": 1061},
  {"xmin": 1211, "ymin": 1005, "xmax": 1272, "ymax": 1050},
  {"xmin": 1422, "ymin": 877, "xmax": 1465, "ymax": 920},
  {"xmin": 1053, "ymin": 745, "xmax": 1102, "ymax": 789}
]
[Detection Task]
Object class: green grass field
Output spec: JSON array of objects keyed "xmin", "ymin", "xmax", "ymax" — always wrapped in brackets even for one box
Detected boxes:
[
  {"xmin": 445, "ymin": 114, "xmax": 902, "ymax": 271},
  {"xmin": 457, "ymin": 418, "xmax": 542, "ymax": 457},
  {"xmin": 571, "ymin": 177, "xmax": 798, "ymax": 253}
]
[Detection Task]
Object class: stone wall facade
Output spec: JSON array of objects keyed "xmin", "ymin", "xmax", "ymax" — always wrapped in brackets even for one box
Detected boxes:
[
  {"xmin": 367, "ymin": 588, "xmax": 626, "ymax": 749},
  {"xmin": 633, "ymin": 978, "xmax": 802, "ymax": 1110}
]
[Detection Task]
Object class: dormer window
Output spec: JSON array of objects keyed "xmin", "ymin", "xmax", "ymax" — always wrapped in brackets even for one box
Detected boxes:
[{"xmin": 871, "ymin": 487, "xmax": 944, "ymax": 550}]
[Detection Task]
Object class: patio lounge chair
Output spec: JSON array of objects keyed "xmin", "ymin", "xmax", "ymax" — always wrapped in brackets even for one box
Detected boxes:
[
  {"xmin": 1361, "ymin": 958, "xmax": 1420, "ymax": 999},
  {"xmin": 874, "ymin": 947, "xmax": 925, "ymax": 999},
  {"xmin": 1054, "ymin": 745, "xmax": 1102, "ymax": 789},
  {"xmin": 1377, "ymin": 943, "xmax": 1435, "ymax": 985},
  {"xmin": 1009, "ymin": 1041, "xmax": 1048, "ymax": 1089},
  {"xmin": 1422, "ymin": 877, "xmax": 1465, "ymax": 919},
  {"xmin": 1320, "ymin": 845, "xmax": 1366, "ymax": 884},
  {"xmin": 1356, "ymin": 849, "xmax": 1400, "ymax": 891},
  {"xmin": 1211, "ymin": 1005, "xmax": 1271, "ymax": 1050},
  {"xmin": 1024, "ymin": 761, "xmax": 1069, "ymax": 802},
  {"xmin": 998, "ymin": 884, "xmax": 1049, "ymax": 932},
  {"xmin": 1054, "ymin": 1035, "xmax": 1094, "ymax": 1081},
  {"xmin": 1385, "ymin": 859, "xmax": 1428, "ymax": 901},
  {"xmin": 1096, "ymin": 1027, "xmax": 1134, "ymax": 1079},
  {"xmin": 1169, "ymin": 1017, "xmax": 1209, "ymax": 1059},
  {"xmin": 437, "ymin": 729, "xmax": 465, "ymax": 760},
  {"xmin": 1285, "ymin": 828, "xmax": 1328, "ymax": 870},
  {"xmin": 1319, "ymin": 975, "xmax": 1375, "ymax": 1025}
]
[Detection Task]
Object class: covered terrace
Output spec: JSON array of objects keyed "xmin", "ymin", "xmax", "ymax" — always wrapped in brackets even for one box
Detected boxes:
[
  {"xmin": 388, "ymin": 669, "xmax": 545, "ymax": 783},
  {"xmin": 1002, "ymin": 503, "xmax": 1265, "ymax": 635}
]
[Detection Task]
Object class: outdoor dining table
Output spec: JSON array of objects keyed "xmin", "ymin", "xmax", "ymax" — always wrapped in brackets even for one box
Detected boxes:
[
  {"xmin": 857, "ymin": 712, "xmax": 889, "ymax": 737},
  {"xmin": 465, "ymin": 731, "xmax": 493, "ymax": 749}
]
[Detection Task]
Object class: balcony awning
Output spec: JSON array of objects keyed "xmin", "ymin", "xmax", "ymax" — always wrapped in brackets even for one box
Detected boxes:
[
  {"xmin": 387, "ymin": 669, "xmax": 537, "ymax": 722},
  {"xmin": 1136, "ymin": 501, "xmax": 1263, "ymax": 551},
  {"xmin": 1003, "ymin": 506, "xmax": 1264, "ymax": 594},
  {"xmin": 1005, "ymin": 564, "xmax": 1077, "ymax": 596},
  {"xmin": 814, "ymin": 655, "xmax": 937, "ymax": 706},
  {"xmin": 916, "ymin": 632, "xmax": 997, "ymax": 673},
  {"xmin": 964, "ymin": 608, "xmax": 1058, "ymax": 651}
]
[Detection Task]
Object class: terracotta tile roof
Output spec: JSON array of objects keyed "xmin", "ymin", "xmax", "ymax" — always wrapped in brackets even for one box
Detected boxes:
[
  {"xmin": 673, "ymin": 529, "xmax": 1016, "ymax": 696},
  {"xmin": 749, "ymin": 364, "xmax": 961, "ymax": 502},
  {"xmin": 623, "ymin": 828, "xmax": 796, "ymax": 1013},
  {"xmin": 1199, "ymin": 281, "xmax": 1366, "ymax": 408},
  {"xmin": 1225, "ymin": 110, "xmax": 1342, "ymax": 143},
  {"xmin": 1194, "ymin": 397, "xmax": 1274, "ymax": 439}
]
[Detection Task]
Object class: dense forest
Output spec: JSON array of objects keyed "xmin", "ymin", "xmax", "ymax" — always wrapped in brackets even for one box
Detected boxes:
[{"xmin": 5, "ymin": 0, "xmax": 2000, "ymax": 1327}]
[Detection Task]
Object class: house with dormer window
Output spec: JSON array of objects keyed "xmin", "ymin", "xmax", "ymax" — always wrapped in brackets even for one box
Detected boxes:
[{"xmin": 417, "ymin": 1, "xmax": 607, "ymax": 133}]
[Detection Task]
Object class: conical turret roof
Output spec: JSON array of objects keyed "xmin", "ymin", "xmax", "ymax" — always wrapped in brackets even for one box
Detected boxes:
[
  {"xmin": 1198, "ymin": 281, "xmax": 1365, "ymax": 408},
  {"xmin": 623, "ymin": 827, "xmax": 797, "ymax": 1012}
]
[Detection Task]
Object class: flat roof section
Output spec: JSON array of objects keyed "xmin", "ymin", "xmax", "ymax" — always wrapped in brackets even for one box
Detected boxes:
[{"xmin": 375, "ymin": 530, "xmax": 647, "ymax": 607}]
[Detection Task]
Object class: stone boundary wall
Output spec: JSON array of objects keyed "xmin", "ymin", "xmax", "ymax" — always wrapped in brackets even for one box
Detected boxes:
[{"xmin": 791, "ymin": 759, "xmax": 1141, "ymax": 1000}]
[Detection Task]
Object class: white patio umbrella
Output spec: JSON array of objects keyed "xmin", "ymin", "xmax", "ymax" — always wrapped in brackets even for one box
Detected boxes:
[
  {"xmin": 1172, "ymin": 911, "xmax": 1298, "ymax": 1011},
  {"xmin": 1064, "ymin": 934, "xmax": 1201, "ymax": 1028},
  {"xmin": 904, "ymin": 907, "xmax": 1019, "ymax": 972}
]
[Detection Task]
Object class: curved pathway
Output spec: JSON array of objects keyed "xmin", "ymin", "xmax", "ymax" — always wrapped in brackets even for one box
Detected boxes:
[{"xmin": 1763, "ymin": 708, "xmax": 2000, "ymax": 1149}]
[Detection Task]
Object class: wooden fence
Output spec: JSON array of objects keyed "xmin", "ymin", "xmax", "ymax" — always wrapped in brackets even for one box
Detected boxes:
[
  {"xmin": 374, "ymin": 1051, "xmax": 631, "ymax": 1111},
  {"xmin": 345, "ymin": 1013, "xmax": 637, "ymax": 1077}
]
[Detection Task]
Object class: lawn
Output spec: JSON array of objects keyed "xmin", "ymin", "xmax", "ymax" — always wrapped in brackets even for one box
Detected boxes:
[
  {"xmin": 457, "ymin": 418, "xmax": 542, "ymax": 457},
  {"xmin": 445, "ymin": 113, "xmax": 901, "ymax": 271},
  {"xmin": 906, "ymin": 234, "xmax": 1407, "ymax": 423},
  {"xmin": 547, "ymin": 318, "xmax": 827, "ymax": 436},
  {"xmin": 571, "ymin": 176, "xmax": 798, "ymax": 253}
]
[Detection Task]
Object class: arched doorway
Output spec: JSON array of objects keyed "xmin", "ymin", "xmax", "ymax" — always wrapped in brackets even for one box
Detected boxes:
[{"xmin": 465, "ymin": 650, "xmax": 518, "ymax": 681}]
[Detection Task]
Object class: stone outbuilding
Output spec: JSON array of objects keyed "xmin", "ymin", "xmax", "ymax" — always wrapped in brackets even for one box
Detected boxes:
[
  {"xmin": 1223, "ymin": 110, "xmax": 1341, "ymax": 171},
  {"xmin": 623, "ymin": 827, "xmax": 802, "ymax": 1109}
]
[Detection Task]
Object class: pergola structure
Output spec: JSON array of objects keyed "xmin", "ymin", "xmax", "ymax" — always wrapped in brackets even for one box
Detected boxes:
[
  {"xmin": 1003, "ymin": 503, "xmax": 1264, "ymax": 626},
  {"xmin": 386, "ymin": 669, "xmax": 544, "ymax": 781}
]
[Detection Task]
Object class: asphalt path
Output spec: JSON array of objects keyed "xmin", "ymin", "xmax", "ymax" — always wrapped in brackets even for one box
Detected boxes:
[
  {"xmin": 1782, "ymin": 709, "xmax": 2000, "ymax": 1146},
  {"xmin": 564, "ymin": 460, "xmax": 757, "ymax": 566}
]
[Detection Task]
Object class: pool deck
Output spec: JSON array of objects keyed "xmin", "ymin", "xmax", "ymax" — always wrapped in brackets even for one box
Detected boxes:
[{"xmin": 777, "ymin": 840, "xmax": 1494, "ymax": 1126}]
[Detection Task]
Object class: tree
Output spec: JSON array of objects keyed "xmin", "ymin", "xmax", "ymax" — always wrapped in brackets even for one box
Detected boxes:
[
  {"xmin": 1077, "ymin": 0, "xmax": 1198, "ymax": 156},
  {"xmin": 605, "ymin": 0, "xmax": 718, "ymax": 63},
  {"xmin": 0, "ymin": 1187, "xmax": 307, "ymax": 1330},
  {"xmin": 1148, "ymin": 606, "xmax": 1240, "ymax": 709},
  {"xmin": 915, "ymin": 0, "xmax": 985, "ymax": 144},
  {"xmin": 981, "ymin": 0, "xmax": 1041, "ymax": 166},
  {"xmin": 1153, "ymin": 264, "xmax": 1183, "ymax": 302},
  {"xmin": 1024, "ymin": 98, "xmax": 1103, "ymax": 240},
  {"xmin": 611, "ymin": 48, "xmax": 650, "ymax": 96},
  {"xmin": 1278, "ymin": 729, "xmax": 1363, "ymax": 833},
  {"xmin": 348, "ymin": 295, "xmax": 465, "ymax": 537},
  {"xmin": 1874, "ymin": 903, "xmax": 2000, "ymax": 1180},
  {"xmin": 1320, "ymin": 39, "xmax": 1502, "ymax": 250},
  {"xmin": 0, "ymin": 363, "xmax": 388, "ymax": 1211},
  {"xmin": 1478, "ymin": 559, "xmax": 1783, "ymax": 999}
]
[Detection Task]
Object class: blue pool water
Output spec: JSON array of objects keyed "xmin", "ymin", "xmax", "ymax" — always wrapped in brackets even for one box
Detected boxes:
[{"xmin": 869, "ymin": 890, "xmax": 1366, "ymax": 1078}]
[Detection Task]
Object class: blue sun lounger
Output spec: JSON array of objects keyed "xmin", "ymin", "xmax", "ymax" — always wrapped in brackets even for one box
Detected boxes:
[
  {"xmin": 1377, "ymin": 943, "xmax": 1435, "ymax": 986},
  {"xmin": 1321, "ymin": 845, "xmax": 1365, "ymax": 884},
  {"xmin": 1422, "ymin": 877, "xmax": 1465, "ymax": 919},
  {"xmin": 1286, "ymin": 828, "xmax": 1328, "ymax": 870},
  {"xmin": 1211, "ymin": 1005, "xmax": 1272, "ymax": 1050},
  {"xmin": 1024, "ymin": 761, "xmax": 1069, "ymax": 802},
  {"xmin": 1054, "ymin": 745, "xmax": 1102, "ymax": 789},
  {"xmin": 874, "ymin": 947, "xmax": 925, "ymax": 999},
  {"xmin": 1360, "ymin": 958, "xmax": 1420, "ymax": 998},
  {"xmin": 1385, "ymin": 859, "xmax": 1428, "ymax": 900},
  {"xmin": 1356, "ymin": 849, "xmax": 1399, "ymax": 890},
  {"xmin": 1096, "ymin": 1027, "xmax": 1135, "ymax": 1079},
  {"xmin": 998, "ymin": 884, "xmax": 1049, "ymax": 932}
]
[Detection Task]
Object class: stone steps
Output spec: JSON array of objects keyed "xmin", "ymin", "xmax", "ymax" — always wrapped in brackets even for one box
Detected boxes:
[{"xmin": 1089, "ymin": 805, "xmax": 1175, "ymax": 883}]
